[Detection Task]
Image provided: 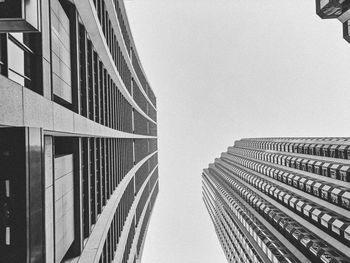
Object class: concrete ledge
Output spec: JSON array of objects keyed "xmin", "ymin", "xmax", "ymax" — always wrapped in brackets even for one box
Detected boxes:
[
  {"xmin": 0, "ymin": 76, "xmax": 24, "ymax": 126},
  {"xmin": 0, "ymin": 76, "xmax": 156, "ymax": 139}
]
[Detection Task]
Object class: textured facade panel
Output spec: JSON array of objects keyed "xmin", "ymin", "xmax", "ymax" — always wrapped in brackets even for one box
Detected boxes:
[
  {"xmin": 0, "ymin": 0, "xmax": 158, "ymax": 262},
  {"xmin": 203, "ymin": 137, "xmax": 350, "ymax": 263}
]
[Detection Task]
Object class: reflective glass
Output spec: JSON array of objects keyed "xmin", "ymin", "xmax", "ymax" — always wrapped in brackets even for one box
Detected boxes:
[
  {"xmin": 8, "ymin": 38, "xmax": 32, "ymax": 88},
  {"xmin": 8, "ymin": 70, "xmax": 24, "ymax": 86},
  {"xmin": 10, "ymin": 33, "xmax": 35, "ymax": 50},
  {"xmin": 0, "ymin": 34, "xmax": 5, "ymax": 74},
  {"xmin": 8, "ymin": 40, "xmax": 24, "ymax": 75},
  {"xmin": 0, "ymin": 0, "xmax": 22, "ymax": 19}
]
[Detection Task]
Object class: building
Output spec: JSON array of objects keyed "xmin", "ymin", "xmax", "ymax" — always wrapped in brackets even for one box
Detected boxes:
[
  {"xmin": 315, "ymin": 0, "xmax": 350, "ymax": 43},
  {"xmin": 0, "ymin": 0, "xmax": 158, "ymax": 263},
  {"xmin": 203, "ymin": 137, "xmax": 350, "ymax": 263}
]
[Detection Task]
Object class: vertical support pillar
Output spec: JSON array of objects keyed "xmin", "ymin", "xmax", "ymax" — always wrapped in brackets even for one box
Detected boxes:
[
  {"xmin": 27, "ymin": 127, "xmax": 44, "ymax": 263},
  {"xmin": 71, "ymin": 137, "xmax": 83, "ymax": 255},
  {"xmin": 63, "ymin": 1, "xmax": 81, "ymax": 114},
  {"xmin": 91, "ymin": 138, "xmax": 98, "ymax": 224},
  {"xmin": 44, "ymin": 136, "xmax": 54, "ymax": 263},
  {"xmin": 82, "ymin": 138, "xmax": 91, "ymax": 238},
  {"xmin": 42, "ymin": 0, "xmax": 52, "ymax": 100},
  {"xmin": 0, "ymin": 127, "xmax": 44, "ymax": 263}
]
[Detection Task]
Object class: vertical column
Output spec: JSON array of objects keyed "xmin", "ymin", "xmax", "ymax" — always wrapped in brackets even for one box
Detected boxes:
[
  {"xmin": 103, "ymin": 138, "xmax": 107, "ymax": 205},
  {"xmin": 132, "ymin": 109, "xmax": 135, "ymax": 134},
  {"xmin": 79, "ymin": 24, "xmax": 88, "ymax": 117},
  {"xmin": 44, "ymin": 136, "xmax": 54, "ymax": 263},
  {"xmin": 93, "ymin": 52, "xmax": 99, "ymax": 123},
  {"xmin": 65, "ymin": 2, "xmax": 81, "ymax": 114},
  {"xmin": 97, "ymin": 138, "xmax": 102, "ymax": 213},
  {"xmin": 0, "ymin": 127, "xmax": 44, "ymax": 263},
  {"xmin": 90, "ymin": 138, "xmax": 97, "ymax": 225},
  {"xmin": 82, "ymin": 138, "xmax": 91, "ymax": 238},
  {"xmin": 87, "ymin": 40, "xmax": 95, "ymax": 120},
  {"xmin": 42, "ymin": 0, "xmax": 52, "ymax": 100},
  {"xmin": 71, "ymin": 137, "xmax": 83, "ymax": 255},
  {"xmin": 100, "ymin": 63, "xmax": 105, "ymax": 126},
  {"xmin": 28, "ymin": 127, "xmax": 44, "ymax": 263}
]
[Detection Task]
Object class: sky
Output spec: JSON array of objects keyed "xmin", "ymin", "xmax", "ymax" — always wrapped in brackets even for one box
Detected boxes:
[{"xmin": 124, "ymin": 1, "xmax": 350, "ymax": 262}]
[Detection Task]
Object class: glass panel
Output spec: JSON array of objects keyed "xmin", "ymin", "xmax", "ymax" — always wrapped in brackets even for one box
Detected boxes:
[
  {"xmin": 7, "ymin": 38, "xmax": 32, "ymax": 88},
  {"xmin": 0, "ymin": 0, "xmax": 22, "ymax": 19},
  {"xmin": 0, "ymin": 34, "xmax": 5, "ymax": 74},
  {"xmin": 8, "ymin": 70, "xmax": 24, "ymax": 86},
  {"xmin": 9, "ymin": 33, "xmax": 35, "ymax": 51},
  {"xmin": 8, "ymin": 40, "xmax": 24, "ymax": 76}
]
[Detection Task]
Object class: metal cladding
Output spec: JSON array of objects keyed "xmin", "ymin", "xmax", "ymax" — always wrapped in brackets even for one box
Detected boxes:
[
  {"xmin": 0, "ymin": 0, "xmax": 158, "ymax": 262},
  {"xmin": 203, "ymin": 137, "xmax": 350, "ymax": 263}
]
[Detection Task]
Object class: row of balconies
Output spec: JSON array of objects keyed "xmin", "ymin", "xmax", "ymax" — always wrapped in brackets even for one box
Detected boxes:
[
  {"xmin": 225, "ymin": 150, "xmax": 350, "ymax": 212},
  {"xmin": 216, "ymin": 206, "xmax": 254, "ymax": 263},
  {"xmin": 210, "ymin": 166, "xmax": 350, "ymax": 263},
  {"xmin": 217, "ymin": 189, "xmax": 296, "ymax": 263},
  {"xmin": 202, "ymin": 178, "xmax": 265, "ymax": 263},
  {"xmin": 216, "ymin": 160, "xmax": 350, "ymax": 249},
  {"xmin": 208, "ymin": 170, "xmax": 305, "ymax": 263},
  {"xmin": 235, "ymin": 140, "xmax": 350, "ymax": 160},
  {"xmin": 229, "ymin": 147, "xmax": 350, "ymax": 182}
]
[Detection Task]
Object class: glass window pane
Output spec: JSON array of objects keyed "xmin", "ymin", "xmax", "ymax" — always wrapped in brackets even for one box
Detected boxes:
[
  {"xmin": 8, "ymin": 37, "xmax": 33, "ymax": 88},
  {"xmin": 0, "ymin": 34, "xmax": 5, "ymax": 75},
  {"xmin": 8, "ymin": 40, "xmax": 24, "ymax": 76},
  {"xmin": 0, "ymin": 0, "xmax": 22, "ymax": 19},
  {"xmin": 8, "ymin": 70, "xmax": 24, "ymax": 86},
  {"xmin": 9, "ymin": 33, "xmax": 35, "ymax": 51}
]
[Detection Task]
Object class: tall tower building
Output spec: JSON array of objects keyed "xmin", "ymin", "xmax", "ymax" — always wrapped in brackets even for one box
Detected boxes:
[
  {"xmin": 203, "ymin": 138, "xmax": 350, "ymax": 263},
  {"xmin": 0, "ymin": 0, "xmax": 158, "ymax": 262}
]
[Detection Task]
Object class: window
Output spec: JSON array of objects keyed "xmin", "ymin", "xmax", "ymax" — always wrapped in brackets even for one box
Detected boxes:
[
  {"xmin": 7, "ymin": 33, "xmax": 35, "ymax": 89},
  {"xmin": 0, "ymin": 33, "xmax": 6, "ymax": 75}
]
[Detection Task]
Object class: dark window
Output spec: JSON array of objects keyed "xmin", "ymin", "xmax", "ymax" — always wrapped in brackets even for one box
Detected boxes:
[
  {"xmin": 0, "ymin": 0, "xmax": 22, "ymax": 19},
  {"xmin": 0, "ymin": 33, "xmax": 7, "ymax": 75},
  {"xmin": 79, "ymin": 24, "xmax": 87, "ymax": 116}
]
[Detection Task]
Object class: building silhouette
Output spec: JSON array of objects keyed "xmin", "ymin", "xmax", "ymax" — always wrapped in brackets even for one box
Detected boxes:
[
  {"xmin": 0, "ymin": 0, "xmax": 158, "ymax": 262},
  {"xmin": 203, "ymin": 138, "xmax": 350, "ymax": 263},
  {"xmin": 316, "ymin": 0, "xmax": 350, "ymax": 43}
]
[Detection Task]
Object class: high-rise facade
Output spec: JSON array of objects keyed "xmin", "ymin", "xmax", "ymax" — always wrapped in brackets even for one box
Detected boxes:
[
  {"xmin": 316, "ymin": 0, "xmax": 350, "ymax": 43},
  {"xmin": 203, "ymin": 138, "xmax": 350, "ymax": 263},
  {"xmin": 0, "ymin": 1, "xmax": 158, "ymax": 263}
]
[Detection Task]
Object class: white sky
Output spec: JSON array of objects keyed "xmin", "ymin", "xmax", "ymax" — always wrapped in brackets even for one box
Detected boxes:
[{"xmin": 125, "ymin": 1, "xmax": 350, "ymax": 262}]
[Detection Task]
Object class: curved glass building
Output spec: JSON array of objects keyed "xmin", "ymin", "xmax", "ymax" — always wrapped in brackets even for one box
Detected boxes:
[
  {"xmin": 0, "ymin": 0, "xmax": 158, "ymax": 262},
  {"xmin": 203, "ymin": 138, "xmax": 350, "ymax": 263}
]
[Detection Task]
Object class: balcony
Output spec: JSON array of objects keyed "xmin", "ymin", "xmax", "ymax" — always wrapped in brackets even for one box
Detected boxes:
[{"xmin": 316, "ymin": 0, "xmax": 350, "ymax": 19}]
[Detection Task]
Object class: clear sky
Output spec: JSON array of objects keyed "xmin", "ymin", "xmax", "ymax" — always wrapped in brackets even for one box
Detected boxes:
[{"xmin": 125, "ymin": 1, "xmax": 350, "ymax": 262}]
